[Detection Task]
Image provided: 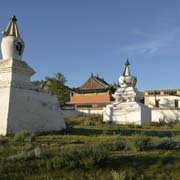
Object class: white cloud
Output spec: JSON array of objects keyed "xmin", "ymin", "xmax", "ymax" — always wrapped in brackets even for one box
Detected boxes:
[{"xmin": 121, "ymin": 27, "xmax": 180, "ymax": 54}]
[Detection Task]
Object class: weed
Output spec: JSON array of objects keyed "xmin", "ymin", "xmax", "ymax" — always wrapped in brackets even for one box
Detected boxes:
[
  {"xmin": 14, "ymin": 131, "xmax": 36, "ymax": 143},
  {"xmin": 0, "ymin": 136, "xmax": 8, "ymax": 145},
  {"xmin": 111, "ymin": 170, "xmax": 127, "ymax": 180},
  {"xmin": 155, "ymin": 138, "xmax": 180, "ymax": 150},
  {"xmin": 7, "ymin": 146, "xmax": 43, "ymax": 161},
  {"xmin": 47, "ymin": 143, "xmax": 109, "ymax": 170}
]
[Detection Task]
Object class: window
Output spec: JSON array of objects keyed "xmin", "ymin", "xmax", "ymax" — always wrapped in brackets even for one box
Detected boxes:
[
  {"xmin": 164, "ymin": 91, "xmax": 177, "ymax": 95},
  {"xmin": 175, "ymin": 100, "xmax": 179, "ymax": 108},
  {"xmin": 155, "ymin": 91, "xmax": 160, "ymax": 95},
  {"xmin": 148, "ymin": 91, "xmax": 160, "ymax": 95},
  {"xmin": 155, "ymin": 100, "xmax": 160, "ymax": 107},
  {"xmin": 170, "ymin": 91, "xmax": 177, "ymax": 95}
]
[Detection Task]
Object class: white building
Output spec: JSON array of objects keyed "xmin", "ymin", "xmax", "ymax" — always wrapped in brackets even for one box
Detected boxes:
[
  {"xmin": 0, "ymin": 16, "xmax": 65, "ymax": 135},
  {"xmin": 145, "ymin": 89, "xmax": 180, "ymax": 122},
  {"xmin": 103, "ymin": 59, "xmax": 180, "ymax": 124},
  {"xmin": 103, "ymin": 59, "xmax": 151, "ymax": 125}
]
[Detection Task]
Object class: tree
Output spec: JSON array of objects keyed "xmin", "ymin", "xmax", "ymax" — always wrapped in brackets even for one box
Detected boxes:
[{"xmin": 43, "ymin": 73, "xmax": 70, "ymax": 107}]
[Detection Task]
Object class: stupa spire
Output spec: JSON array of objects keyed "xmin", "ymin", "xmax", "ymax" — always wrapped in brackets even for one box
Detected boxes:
[
  {"xmin": 2, "ymin": 16, "xmax": 20, "ymax": 38},
  {"xmin": 123, "ymin": 59, "xmax": 131, "ymax": 76},
  {"xmin": 1, "ymin": 16, "xmax": 24, "ymax": 60}
]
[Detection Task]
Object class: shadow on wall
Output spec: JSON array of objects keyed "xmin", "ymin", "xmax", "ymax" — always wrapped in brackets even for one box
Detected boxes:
[{"xmin": 152, "ymin": 110, "xmax": 180, "ymax": 122}]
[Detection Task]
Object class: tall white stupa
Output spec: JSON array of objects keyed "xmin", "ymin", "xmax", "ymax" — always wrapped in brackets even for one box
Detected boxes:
[
  {"xmin": 0, "ymin": 16, "xmax": 65, "ymax": 135},
  {"xmin": 103, "ymin": 59, "xmax": 151, "ymax": 125}
]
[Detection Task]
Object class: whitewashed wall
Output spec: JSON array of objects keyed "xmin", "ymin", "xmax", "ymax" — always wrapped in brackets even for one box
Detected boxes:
[
  {"xmin": 0, "ymin": 87, "xmax": 66, "ymax": 135},
  {"xmin": 103, "ymin": 102, "xmax": 151, "ymax": 125},
  {"xmin": 145, "ymin": 95, "xmax": 180, "ymax": 108},
  {"xmin": 77, "ymin": 109, "xmax": 103, "ymax": 115},
  {"xmin": 0, "ymin": 88, "xmax": 10, "ymax": 135},
  {"xmin": 152, "ymin": 109, "xmax": 180, "ymax": 122}
]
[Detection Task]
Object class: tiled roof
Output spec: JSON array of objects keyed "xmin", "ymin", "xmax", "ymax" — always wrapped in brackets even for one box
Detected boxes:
[{"xmin": 79, "ymin": 75, "xmax": 109, "ymax": 89}]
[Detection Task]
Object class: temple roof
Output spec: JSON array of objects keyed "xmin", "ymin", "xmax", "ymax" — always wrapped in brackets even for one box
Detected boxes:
[
  {"xmin": 79, "ymin": 74, "xmax": 109, "ymax": 89},
  {"xmin": 2, "ymin": 16, "xmax": 21, "ymax": 37},
  {"xmin": 72, "ymin": 74, "xmax": 115, "ymax": 94}
]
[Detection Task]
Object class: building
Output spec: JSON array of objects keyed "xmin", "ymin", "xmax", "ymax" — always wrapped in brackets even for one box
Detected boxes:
[
  {"xmin": 0, "ymin": 16, "xmax": 65, "ymax": 135},
  {"xmin": 69, "ymin": 74, "xmax": 116, "ymax": 114},
  {"xmin": 103, "ymin": 59, "xmax": 151, "ymax": 125},
  {"xmin": 145, "ymin": 89, "xmax": 180, "ymax": 122}
]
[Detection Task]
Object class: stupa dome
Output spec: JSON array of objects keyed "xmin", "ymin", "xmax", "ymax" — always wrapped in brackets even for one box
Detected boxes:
[{"xmin": 1, "ymin": 16, "xmax": 24, "ymax": 60}]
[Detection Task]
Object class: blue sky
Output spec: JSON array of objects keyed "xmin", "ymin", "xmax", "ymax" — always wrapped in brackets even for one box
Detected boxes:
[{"xmin": 0, "ymin": 0, "xmax": 180, "ymax": 90}]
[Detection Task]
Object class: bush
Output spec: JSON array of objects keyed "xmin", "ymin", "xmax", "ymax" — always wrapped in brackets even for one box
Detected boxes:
[
  {"xmin": 125, "ymin": 136, "xmax": 153, "ymax": 151},
  {"xmin": 64, "ymin": 114, "xmax": 103, "ymax": 127},
  {"xmin": 7, "ymin": 147, "xmax": 43, "ymax": 161},
  {"xmin": 0, "ymin": 136, "xmax": 8, "ymax": 145},
  {"xmin": 111, "ymin": 170, "xmax": 127, "ymax": 180},
  {"xmin": 155, "ymin": 138, "xmax": 180, "ymax": 150},
  {"xmin": 113, "ymin": 140, "xmax": 126, "ymax": 151},
  {"xmin": 14, "ymin": 131, "xmax": 36, "ymax": 143},
  {"xmin": 125, "ymin": 141, "xmax": 137, "ymax": 151},
  {"xmin": 47, "ymin": 143, "xmax": 109, "ymax": 170},
  {"xmin": 133, "ymin": 136, "xmax": 152, "ymax": 151},
  {"xmin": 143, "ymin": 119, "xmax": 180, "ymax": 129}
]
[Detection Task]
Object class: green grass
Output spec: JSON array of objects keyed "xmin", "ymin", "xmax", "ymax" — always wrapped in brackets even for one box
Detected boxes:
[{"xmin": 1, "ymin": 115, "xmax": 180, "ymax": 179}]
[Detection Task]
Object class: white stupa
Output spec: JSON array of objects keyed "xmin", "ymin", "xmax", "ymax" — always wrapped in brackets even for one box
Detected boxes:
[
  {"xmin": 103, "ymin": 59, "xmax": 151, "ymax": 125},
  {"xmin": 0, "ymin": 16, "xmax": 65, "ymax": 135}
]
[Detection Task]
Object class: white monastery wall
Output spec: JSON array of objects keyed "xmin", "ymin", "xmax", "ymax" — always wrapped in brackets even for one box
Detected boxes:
[
  {"xmin": 103, "ymin": 102, "xmax": 151, "ymax": 125},
  {"xmin": 151, "ymin": 109, "xmax": 180, "ymax": 122},
  {"xmin": 145, "ymin": 95, "xmax": 180, "ymax": 108},
  {"xmin": 77, "ymin": 109, "xmax": 103, "ymax": 115},
  {"xmin": 145, "ymin": 95, "xmax": 180, "ymax": 122},
  {"xmin": 6, "ymin": 87, "xmax": 65, "ymax": 134}
]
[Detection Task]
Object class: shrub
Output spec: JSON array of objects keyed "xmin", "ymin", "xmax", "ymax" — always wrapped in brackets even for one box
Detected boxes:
[
  {"xmin": 133, "ymin": 136, "xmax": 152, "ymax": 151},
  {"xmin": 143, "ymin": 119, "xmax": 180, "ymax": 129},
  {"xmin": 7, "ymin": 147, "xmax": 43, "ymax": 161},
  {"xmin": 0, "ymin": 136, "xmax": 8, "ymax": 145},
  {"xmin": 113, "ymin": 140, "xmax": 126, "ymax": 151},
  {"xmin": 14, "ymin": 131, "xmax": 36, "ymax": 143},
  {"xmin": 90, "ymin": 115, "xmax": 103, "ymax": 124},
  {"xmin": 155, "ymin": 138, "xmax": 180, "ymax": 150},
  {"xmin": 125, "ymin": 141, "xmax": 137, "ymax": 151},
  {"xmin": 111, "ymin": 170, "xmax": 127, "ymax": 180},
  {"xmin": 47, "ymin": 143, "xmax": 109, "ymax": 170},
  {"xmin": 128, "ymin": 124, "xmax": 142, "ymax": 129},
  {"xmin": 125, "ymin": 136, "xmax": 152, "ymax": 151},
  {"xmin": 64, "ymin": 117, "xmax": 76, "ymax": 129},
  {"xmin": 64, "ymin": 114, "xmax": 103, "ymax": 127}
]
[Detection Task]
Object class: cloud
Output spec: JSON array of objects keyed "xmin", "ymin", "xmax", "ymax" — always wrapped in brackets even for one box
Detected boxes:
[{"xmin": 121, "ymin": 27, "xmax": 180, "ymax": 54}]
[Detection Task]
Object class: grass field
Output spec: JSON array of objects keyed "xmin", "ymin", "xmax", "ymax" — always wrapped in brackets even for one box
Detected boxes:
[{"xmin": 1, "ymin": 115, "xmax": 180, "ymax": 180}]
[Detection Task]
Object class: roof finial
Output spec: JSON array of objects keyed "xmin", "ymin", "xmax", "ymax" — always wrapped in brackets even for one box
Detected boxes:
[
  {"xmin": 11, "ymin": 15, "xmax": 17, "ymax": 21},
  {"xmin": 125, "ymin": 58, "xmax": 130, "ymax": 66},
  {"xmin": 91, "ymin": 73, "xmax": 93, "ymax": 78},
  {"xmin": 123, "ymin": 58, "xmax": 131, "ymax": 76},
  {"xmin": 2, "ymin": 15, "xmax": 20, "ymax": 37}
]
